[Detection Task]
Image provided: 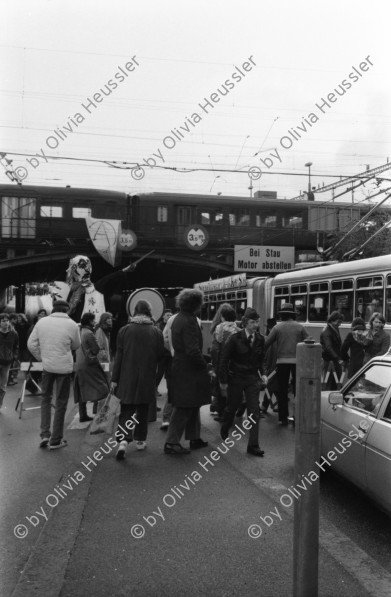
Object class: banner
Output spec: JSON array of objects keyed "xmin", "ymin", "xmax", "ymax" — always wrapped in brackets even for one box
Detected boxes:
[{"xmin": 85, "ymin": 218, "xmax": 122, "ymax": 266}]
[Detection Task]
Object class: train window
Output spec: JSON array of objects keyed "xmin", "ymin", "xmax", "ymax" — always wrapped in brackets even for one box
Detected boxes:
[
  {"xmin": 2, "ymin": 196, "xmax": 36, "ymax": 239},
  {"xmin": 72, "ymin": 207, "xmax": 91, "ymax": 218},
  {"xmin": 255, "ymin": 212, "xmax": 277, "ymax": 227},
  {"xmin": 157, "ymin": 206, "xmax": 168, "ymax": 222},
  {"xmin": 200, "ymin": 209, "xmax": 223, "ymax": 225},
  {"xmin": 228, "ymin": 209, "xmax": 250, "ymax": 226},
  {"xmin": 282, "ymin": 216, "xmax": 303, "ymax": 229},
  {"xmin": 309, "ymin": 281, "xmax": 329, "ymax": 322},
  {"xmin": 215, "ymin": 212, "xmax": 223, "ymax": 224},
  {"xmin": 40, "ymin": 205, "xmax": 63, "ymax": 218},
  {"xmin": 265, "ymin": 215, "xmax": 277, "ymax": 227}
]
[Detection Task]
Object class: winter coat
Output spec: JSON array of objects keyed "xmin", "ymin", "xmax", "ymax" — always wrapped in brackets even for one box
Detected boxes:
[
  {"xmin": 111, "ymin": 315, "xmax": 164, "ymax": 405},
  {"xmin": 95, "ymin": 327, "xmax": 111, "ymax": 363},
  {"xmin": 219, "ymin": 329, "xmax": 266, "ymax": 384},
  {"xmin": 170, "ymin": 311, "xmax": 211, "ymax": 408},
  {"xmin": 74, "ymin": 327, "xmax": 109, "ymax": 404},
  {"xmin": 341, "ymin": 332, "xmax": 365, "ymax": 378},
  {"xmin": 0, "ymin": 329, "xmax": 19, "ymax": 365},
  {"xmin": 320, "ymin": 324, "xmax": 342, "ymax": 363},
  {"xmin": 27, "ymin": 313, "xmax": 81, "ymax": 374}
]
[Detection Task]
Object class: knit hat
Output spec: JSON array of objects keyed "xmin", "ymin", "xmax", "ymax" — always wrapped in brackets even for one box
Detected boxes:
[
  {"xmin": 53, "ymin": 299, "xmax": 70, "ymax": 310},
  {"xmin": 243, "ymin": 307, "xmax": 259, "ymax": 320},
  {"xmin": 352, "ymin": 317, "xmax": 365, "ymax": 330}
]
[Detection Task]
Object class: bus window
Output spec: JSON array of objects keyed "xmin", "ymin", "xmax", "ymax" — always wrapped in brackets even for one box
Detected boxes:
[
  {"xmin": 291, "ymin": 284, "xmax": 307, "ymax": 321},
  {"xmin": 386, "ymin": 275, "xmax": 391, "ymax": 323},
  {"xmin": 330, "ymin": 279, "xmax": 353, "ymax": 322},
  {"xmin": 356, "ymin": 276, "xmax": 384, "ymax": 322},
  {"xmin": 309, "ymin": 282, "xmax": 329, "ymax": 322},
  {"xmin": 274, "ymin": 286, "xmax": 290, "ymax": 319}
]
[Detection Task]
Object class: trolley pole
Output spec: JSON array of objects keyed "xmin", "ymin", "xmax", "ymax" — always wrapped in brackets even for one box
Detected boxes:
[{"xmin": 293, "ymin": 338, "xmax": 322, "ymax": 597}]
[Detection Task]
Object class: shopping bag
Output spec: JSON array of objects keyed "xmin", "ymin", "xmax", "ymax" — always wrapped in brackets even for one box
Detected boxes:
[{"xmin": 90, "ymin": 392, "xmax": 120, "ymax": 435}]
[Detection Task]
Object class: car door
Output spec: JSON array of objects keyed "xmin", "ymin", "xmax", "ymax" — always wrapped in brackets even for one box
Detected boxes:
[
  {"xmin": 364, "ymin": 393, "xmax": 391, "ymax": 515},
  {"xmin": 321, "ymin": 362, "xmax": 390, "ymax": 490}
]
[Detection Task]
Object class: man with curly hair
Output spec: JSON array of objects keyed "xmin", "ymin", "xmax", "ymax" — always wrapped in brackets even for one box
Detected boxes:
[{"xmin": 164, "ymin": 288, "xmax": 211, "ymax": 454}]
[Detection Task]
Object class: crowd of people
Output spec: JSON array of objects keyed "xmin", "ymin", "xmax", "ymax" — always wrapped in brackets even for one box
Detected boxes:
[{"xmin": 1, "ymin": 292, "xmax": 390, "ymax": 459}]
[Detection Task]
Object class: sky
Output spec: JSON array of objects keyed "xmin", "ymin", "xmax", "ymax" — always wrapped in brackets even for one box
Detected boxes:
[{"xmin": 1, "ymin": 0, "xmax": 390, "ymax": 203}]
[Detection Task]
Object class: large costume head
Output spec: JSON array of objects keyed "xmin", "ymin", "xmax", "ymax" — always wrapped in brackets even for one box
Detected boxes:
[{"xmin": 66, "ymin": 255, "xmax": 92, "ymax": 286}]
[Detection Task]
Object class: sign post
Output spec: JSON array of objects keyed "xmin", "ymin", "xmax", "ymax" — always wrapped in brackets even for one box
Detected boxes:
[{"xmin": 293, "ymin": 338, "xmax": 322, "ymax": 597}]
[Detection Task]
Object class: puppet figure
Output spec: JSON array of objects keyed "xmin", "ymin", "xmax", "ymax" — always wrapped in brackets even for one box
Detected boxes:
[{"xmin": 66, "ymin": 255, "xmax": 106, "ymax": 322}]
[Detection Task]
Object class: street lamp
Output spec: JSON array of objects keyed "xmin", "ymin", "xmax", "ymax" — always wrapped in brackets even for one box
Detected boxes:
[{"xmin": 305, "ymin": 162, "xmax": 313, "ymax": 193}]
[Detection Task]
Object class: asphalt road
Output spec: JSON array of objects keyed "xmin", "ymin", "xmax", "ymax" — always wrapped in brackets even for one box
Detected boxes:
[{"xmin": 1, "ymin": 379, "xmax": 391, "ymax": 597}]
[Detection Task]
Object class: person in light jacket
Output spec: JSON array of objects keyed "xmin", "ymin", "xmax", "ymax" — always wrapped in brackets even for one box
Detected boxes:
[{"xmin": 27, "ymin": 300, "xmax": 81, "ymax": 449}]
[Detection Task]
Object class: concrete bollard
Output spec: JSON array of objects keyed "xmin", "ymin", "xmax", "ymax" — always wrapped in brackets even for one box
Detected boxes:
[{"xmin": 293, "ymin": 338, "xmax": 322, "ymax": 597}]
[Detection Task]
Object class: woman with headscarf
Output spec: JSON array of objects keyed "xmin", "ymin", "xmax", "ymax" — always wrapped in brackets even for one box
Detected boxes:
[
  {"xmin": 340, "ymin": 317, "xmax": 367, "ymax": 379},
  {"xmin": 74, "ymin": 312, "xmax": 110, "ymax": 422}
]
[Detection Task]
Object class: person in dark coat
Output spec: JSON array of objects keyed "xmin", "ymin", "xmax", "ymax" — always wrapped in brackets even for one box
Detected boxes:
[
  {"xmin": 341, "ymin": 317, "xmax": 366, "ymax": 379},
  {"xmin": 74, "ymin": 312, "xmax": 110, "ymax": 422},
  {"xmin": 219, "ymin": 307, "xmax": 268, "ymax": 456},
  {"xmin": 210, "ymin": 304, "xmax": 240, "ymax": 421},
  {"xmin": 320, "ymin": 311, "xmax": 344, "ymax": 391},
  {"xmin": 164, "ymin": 289, "xmax": 211, "ymax": 454},
  {"xmin": 111, "ymin": 299, "xmax": 164, "ymax": 460}
]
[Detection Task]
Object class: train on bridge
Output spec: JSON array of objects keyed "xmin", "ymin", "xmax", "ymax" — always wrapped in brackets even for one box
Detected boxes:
[
  {"xmin": 0, "ymin": 183, "xmax": 377, "ymax": 262},
  {"xmin": 1, "ymin": 182, "xmax": 389, "ymax": 313}
]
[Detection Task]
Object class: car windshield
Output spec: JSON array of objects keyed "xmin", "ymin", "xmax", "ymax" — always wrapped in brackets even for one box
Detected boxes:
[{"xmin": 344, "ymin": 364, "xmax": 391, "ymax": 415}]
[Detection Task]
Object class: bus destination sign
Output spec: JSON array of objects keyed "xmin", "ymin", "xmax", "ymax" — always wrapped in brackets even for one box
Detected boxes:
[
  {"xmin": 234, "ymin": 245, "xmax": 295, "ymax": 272},
  {"xmin": 194, "ymin": 273, "xmax": 247, "ymax": 293}
]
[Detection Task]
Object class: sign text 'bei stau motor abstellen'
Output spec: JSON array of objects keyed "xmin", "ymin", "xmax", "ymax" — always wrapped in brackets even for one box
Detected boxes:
[{"xmin": 234, "ymin": 246, "xmax": 295, "ymax": 272}]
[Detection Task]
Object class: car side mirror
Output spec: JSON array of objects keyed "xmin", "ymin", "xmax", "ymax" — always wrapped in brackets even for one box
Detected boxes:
[{"xmin": 328, "ymin": 392, "xmax": 344, "ymax": 410}]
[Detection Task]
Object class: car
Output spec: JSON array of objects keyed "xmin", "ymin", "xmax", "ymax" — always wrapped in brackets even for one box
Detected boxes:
[{"xmin": 320, "ymin": 354, "xmax": 391, "ymax": 516}]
